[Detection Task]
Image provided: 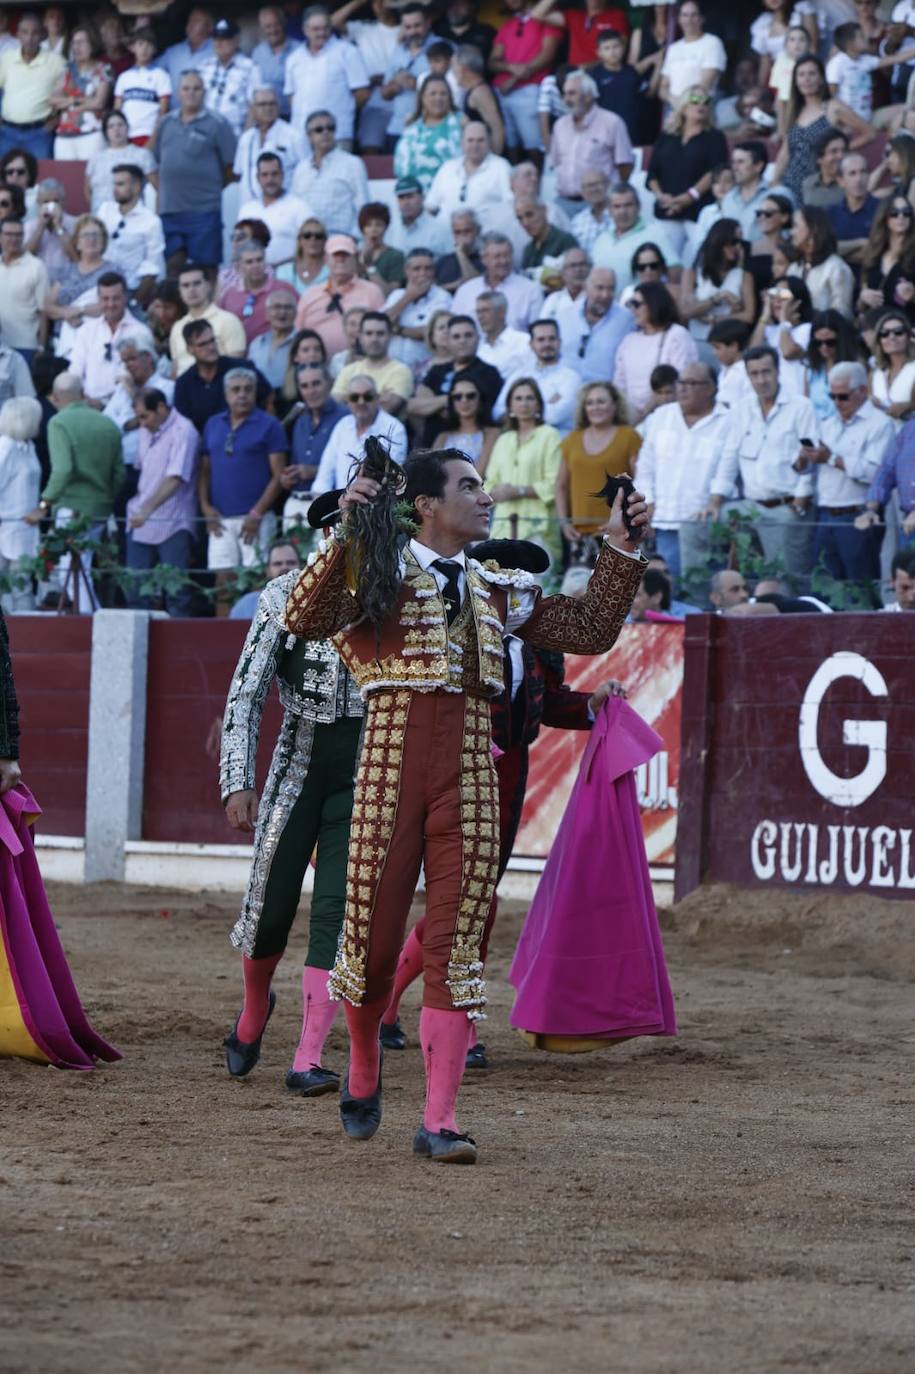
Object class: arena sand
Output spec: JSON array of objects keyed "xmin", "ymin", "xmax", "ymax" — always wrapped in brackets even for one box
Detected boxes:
[{"xmin": 1, "ymin": 882, "xmax": 912, "ymax": 1373}]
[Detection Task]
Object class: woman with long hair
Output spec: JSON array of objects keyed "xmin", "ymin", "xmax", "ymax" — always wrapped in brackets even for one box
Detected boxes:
[
  {"xmin": 556, "ymin": 382, "xmax": 641, "ymax": 547},
  {"xmin": 393, "ymin": 75, "xmax": 463, "ymax": 190},
  {"xmin": 275, "ymin": 219, "xmax": 330, "ymax": 295},
  {"xmin": 485, "ymin": 378, "xmax": 563, "ymax": 559},
  {"xmin": 749, "ymin": 273, "xmax": 814, "ymax": 392},
  {"xmin": 613, "ymin": 281, "xmax": 697, "ymax": 418},
  {"xmin": 868, "ymin": 309, "xmax": 915, "ymax": 424},
  {"xmin": 432, "ymin": 376, "xmax": 498, "ymax": 471},
  {"xmin": 772, "ymin": 55, "xmax": 872, "ymax": 204},
  {"xmin": 858, "ymin": 195, "xmax": 915, "ymax": 321},
  {"xmin": 84, "ymin": 109, "xmax": 158, "ymax": 211},
  {"xmin": 803, "ymin": 309, "xmax": 862, "ymax": 420},
  {"xmin": 645, "ymin": 84, "xmax": 728, "ymax": 253},
  {"xmin": 680, "ymin": 217, "xmax": 756, "ymax": 343},
  {"xmin": 620, "ymin": 241, "xmax": 676, "ymax": 307},
  {"xmin": 867, "ymin": 132, "xmax": 915, "ymax": 209},
  {"xmin": 748, "ymin": 190, "xmax": 794, "ymax": 288},
  {"xmin": 49, "ymin": 26, "xmax": 112, "ymax": 161},
  {"xmin": 789, "ymin": 205, "xmax": 855, "ymax": 313}
]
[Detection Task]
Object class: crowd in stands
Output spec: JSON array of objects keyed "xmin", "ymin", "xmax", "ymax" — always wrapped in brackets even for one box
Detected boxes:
[{"xmin": 0, "ymin": 0, "xmax": 914, "ymax": 616}]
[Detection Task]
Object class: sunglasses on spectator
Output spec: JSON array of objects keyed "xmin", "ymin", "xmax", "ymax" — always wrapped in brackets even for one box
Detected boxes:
[
  {"xmin": 889, "ymin": 205, "xmax": 914, "ymax": 217},
  {"xmin": 879, "ymin": 325, "xmax": 908, "ymax": 338},
  {"xmin": 687, "ymin": 92, "xmax": 711, "ymax": 104},
  {"xmin": 309, "ymin": 122, "xmax": 335, "ymax": 133},
  {"xmin": 242, "ymin": 294, "xmax": 256, "ymax": 318},
  {"xmin": 4, "ymin": 165, "xmax": 27, "ymax": 177},
  {"xmin": 224, "ymin": 431, "xmax": 235, "ymax": 455},
  {"xmin": 828, "ymin": 391, "xmax": 851, "ymax": 401},
  {"xmin": 813, "ymin": 335, "xmax": 838, "ymax": 346},
  {"xmin": 111, "ymin": 218, "xmax": 126, "ymax": 241},
  {"xmin": 756, "ymin": 207, "xmax": 778, "ymax": 218},
  {"xmin": 452, "ymin": 389, "xmax": 479, "ymax": 400},
  {"xmin": 299, "ymin": 230, "xmax": 326, "ymax": 240},
  {"xmin": 636, "ymin": 259, "xmax": 662, "ymax": 271},
  {"xmin": 628, "ymin": 297, "xmax": 645, "ymax": 309},
  {"xmin": 348, "ymin": 390, "xmax": 374, "ymax": 402}
]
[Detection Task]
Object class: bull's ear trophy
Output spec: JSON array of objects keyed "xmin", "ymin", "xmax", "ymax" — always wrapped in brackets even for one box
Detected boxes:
[{"xmin": 341, "ymin": 436, "xmax": 415, "ymax": 630}]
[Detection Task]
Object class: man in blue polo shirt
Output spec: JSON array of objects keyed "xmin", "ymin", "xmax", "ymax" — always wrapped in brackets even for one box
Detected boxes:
[
  {"xmin": 199, "ymin": 368, "xmax": 288, "ymax": 612},
  {"xmin": 280, "ymin": 361, "xmax": 345, "ymax": 531}
]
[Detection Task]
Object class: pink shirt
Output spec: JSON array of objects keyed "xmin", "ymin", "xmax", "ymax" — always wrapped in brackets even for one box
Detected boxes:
[
  {"xmin": 612, "ymin": 324, "xmax": 698, "ymax": 417},
  {"xmin": 220, "ymin": 275, "xmax": 295, "ymax": 346},
  {"xmin": 550, "ymin": 107, "xmax": 634, "ymax": 199},
  {"xmin": 492, "ymin": 15, "xmax": 562, "ymax": 89}
]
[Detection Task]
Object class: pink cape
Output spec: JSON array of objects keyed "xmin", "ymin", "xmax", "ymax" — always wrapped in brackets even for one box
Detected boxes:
[
  {"xmin": 509, "ymin": 696, "xmax": 677, "ymax": 1041},
  {"xmin": 0, "ymin": 784, "xmax": 121, "ymax": 1069}
]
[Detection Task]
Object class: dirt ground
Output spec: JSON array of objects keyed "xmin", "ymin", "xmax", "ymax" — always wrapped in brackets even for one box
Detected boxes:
[{"xmin": 1, "ymin": 880, "xmax": 913, "ymax": 1374}]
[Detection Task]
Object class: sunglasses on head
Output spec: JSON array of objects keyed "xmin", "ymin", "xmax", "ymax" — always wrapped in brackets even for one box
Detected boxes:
[
  {"xmin": 879, "ymin": 325, "xmax": 908, "ymax": 338},
  {"xmin": 348, "ymin": 390, "xmax": 374, "ymax": 402}
]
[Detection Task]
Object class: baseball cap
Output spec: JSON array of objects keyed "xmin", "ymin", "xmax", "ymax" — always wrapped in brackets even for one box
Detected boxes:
[
  {"xmin": 395, "ymin": 176, "xmax": 423, "ymax": 196},
  {"xmin": 213, "ymin": 18, "xmax": 240, "ymax": 38},
  {"xmin": 325, "ymin": 233, "xmax": 357, "ymax": 255}
]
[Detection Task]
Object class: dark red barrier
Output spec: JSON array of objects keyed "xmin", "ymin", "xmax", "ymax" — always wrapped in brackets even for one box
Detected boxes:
[
  {"xmin": 676, "ymin": 613, "xmax": 914, "ymax": 900},
  {"xmin": 5, "ymin": 616, "xmax": 91, "ymax": 836},
  {"xmin": 142, "ymin": 619, "xmax": 283, "ymax": 844}
]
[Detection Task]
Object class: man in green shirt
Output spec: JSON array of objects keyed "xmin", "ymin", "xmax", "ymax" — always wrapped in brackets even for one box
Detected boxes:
[
  {"xmin": 516, "ymin": 198, "xmax": 578, "ymax": 272},
  {"xmin": 25, "ymin": 372, "xmax": 124, "ymax": 612}
]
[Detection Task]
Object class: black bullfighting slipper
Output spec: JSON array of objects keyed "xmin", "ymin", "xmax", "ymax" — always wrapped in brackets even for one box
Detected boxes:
[
  {"xmin": 379, "ymin": 1017, "xmax": 406, "ymax": 1050},
  {"xmin": 223, "ymin": 991, "xmax": 276, "ymax": 1078},
  {"xmin": 285, "ymin": 1065, "xmax": 340, "ymax": 1097},
  {"xmin": 412, "ymin": 1126, "xmax": 478, "ymax": 1165},
  {"xmin": 339, "ymin": 1054, "xmax": 383, "ymax": 1140},
  {"xmin": 465, "ymin": 1042, "xmax": 489, "ymax": 1070}
]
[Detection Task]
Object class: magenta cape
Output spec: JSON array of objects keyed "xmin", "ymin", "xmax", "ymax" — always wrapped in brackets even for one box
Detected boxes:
[
  {"xmin": 509, "ymin": 696, "xmax": 677, "ymax": 1041},
  {"xmin": 0, "ymin": 784, "xmax": 121, "ymax": 1069}
]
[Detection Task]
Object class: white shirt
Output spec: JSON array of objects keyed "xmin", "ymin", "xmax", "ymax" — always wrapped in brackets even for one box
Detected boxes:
[
  {"xmin": 494, "ymin": 359, "xmax": 582, "ymax": 435},
  {"xmin": 425, "ymin": 153, "xmax": 513, "ymax": 223},
  {"xmin": 816, "ymin": 400, "xmax": 895, "ymax": 507},
  {"xmin": 233, "ymin": 120, "xmax": 304, "ymax": 204},
  {"xmin": 825, "ymin": 50, "xmax": 879, "ymax": 121},
  {"xmin": 291, "ymin": 147, "xmax": 370, "ymax": 237},
  {"xmin": 540, "ymin": 287, "xmax": 583, "ymax": 325},
  {"xmin": 284, "ymin": 38, "xmax": 370, "ymax": 143},
  {"xmin": 68, "ymin": 310, "xmax": 144, "ymax": 402},
  {"xmin": 636, "ymin": 402, "xmax": 734, "ymax": 527},
  {"xmin": 477, "ymin": 326, "xmax": 532, "ymax": 377},
  {"xmin": 661, "ymin": 34, "xmax": 727, "ymax": 100},
  {"xmin": 103, "ymin": 375, "xmax": 174, "ymax": 467},
  {"xmin": 452, "ymin": 272, "xmax": 545, "ymax": 332},
  {"xmin": 406, "ymin": 538, "xmax": 539, "ymax": 635},
  {"xmin": 386, "ymin": 209, "xmax": 451, "ymax": 258},
  {"xmin": 237, "ymin": 192, "xmax": 315, "ymax": 266},
  {"xmin": 713, "ymin": 390, "xmax": 819, "ymax": 503},
  {"xmin": 0, "ymin": 251, "xmax": 48, "ymax": 348},
  {"xmin": 96, "ymin": 200, "xmax": 165, "ymax": 289},
  {"xmin": 385, "ymin": 282, "xmax": 452, "ymax": 370},
  {"xmin": 716, "ymin": 360, "xmax": 755, "ymax": 412},
  {"xmin": 311, "ymin": 409, "xmax": 408, "ymax": 495},
  {"xmin": 114, "ymin": 65, "xmax": 171, "ymax": 140}
]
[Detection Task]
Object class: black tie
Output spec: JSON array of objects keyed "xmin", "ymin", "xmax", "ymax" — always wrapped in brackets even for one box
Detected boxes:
[{"xmin": 433, "ymin": 559, "xmax": 462, "ymax": 625}]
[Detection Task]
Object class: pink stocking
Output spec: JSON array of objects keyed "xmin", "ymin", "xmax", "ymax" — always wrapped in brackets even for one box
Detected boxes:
[
  {"xmin": 383, "ymin": 919, "xmax": 426, "ymax": 1024},
  {"xmin": 343, "ymin": 995, "xmax": 388, "ymax": 1098},
  {"xmin": 292, "ymin": 966, "xmax": 339, "ymax": 1072},
  {"xmin": 237, "ymin": 951, "xmax": 283, "ymax": 1042},
  {"xmin": 420, "ymin": 1006, "xmax": 472, "ymax": 1133}
]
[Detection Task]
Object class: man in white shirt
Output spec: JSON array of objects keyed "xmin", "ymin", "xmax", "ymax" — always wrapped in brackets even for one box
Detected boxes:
[
  {"xmin": 386, "ymin": 176, "xmax": 451, "ymax": 257},
  {"xmin": 540, "ymin": 247, "xmax": 592, "ymax": 325},
  {"xmin": 660, "ymin": 1, "xmax": 727, "ymax": 105},
  {"xmin": 474, "ymin": 291, "xmax": 531, "ymax": 377},
  {"xmin": 311, "ymin": 375, "xmax": 407, "ymax": 496},
  {"xmin": 425, "ymin": 121, "xmax": 513, "ymax": 225},
  {"xmin": 799, "ymin": 361, "xmax": 894, "ymax": 593},
  {"xmin": 284, "ymin": 5, "xmax": 370, "ymax": 149},
  {"xmin": 233, "ymin": 88, "xmax": 303, "ymax": 204},
  {"xmin": 591, "ymin": 183, "xmax": 682, "ymax": 290},
  {"xmin": 452, "ymin": 232, "xmax": 544, "ymax": 331},
  {"xmin": 385, "ymin": 247, "xmax": 452, "ymax": 370},
  {"xmin": 291, "ymin": 110, "xmax": 370, "ymax": 237},
  {"xmin": 198, "ymin": 19, "xmax": 258, "ymax": 136},
  {"xmin": 0, "ymin": 216, "xmax": 48, "ymax": 355},
  {"xmin": 710, "ymin": 346, "xmax": 819, "ymax": 579},
  {"xmin": 494, "ymin": 319, "xmax": 581, "ymax": 435},
  {"xmin": 69, "ymin": 272, "xmax": 144, "ymax": 404},
  {"xmin": 237, "ymin": 152, "xmax": 313, "ymax": 266},
  {"xmin": 103, "ymin": 330, "xmax": 174, "ymax": 470},
  {"xmin": 97, "ymin": 165, "xmax": 165, "ymax": 307},
  {"xmin": 635, "ymin": 362, "xmax": 733, "ymax": 577}
]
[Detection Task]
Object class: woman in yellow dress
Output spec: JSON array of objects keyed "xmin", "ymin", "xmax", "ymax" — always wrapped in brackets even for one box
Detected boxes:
[
  {"xmin": 556, "ymin": 382, "xmax": 642, "ymax": 552},
  {"xmin": 484, "ymin": 377, "xmax": 562, "ymax": 564}
]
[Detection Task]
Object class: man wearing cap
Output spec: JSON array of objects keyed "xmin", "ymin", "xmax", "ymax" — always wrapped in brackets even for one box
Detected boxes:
[
  {"xmin": 198, "ymin": 20, "xmax": 259, "ymax": 136},
  {"xmin": 386, "ymin": 176, "xmax": 450, "ymax": 257},
  {"xmin": 294, "ymin": 234, "xmax": 385, "ymax": 355},
  {"xmin": 291, "ymin": 110, "xmax": 370, "ymax": 238}
]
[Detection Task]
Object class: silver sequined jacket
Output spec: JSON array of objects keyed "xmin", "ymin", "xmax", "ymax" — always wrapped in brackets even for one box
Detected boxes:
[{"xmin": 220, "ymin": 571, "xmax": 363, "ymax": 802}]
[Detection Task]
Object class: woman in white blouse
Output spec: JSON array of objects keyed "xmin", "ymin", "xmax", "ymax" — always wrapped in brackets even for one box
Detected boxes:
[
  {"xmin": 868, "ymin": 309, "xmax": 915, "ymax": 426},
  {"xmin": 0, "ymin": 397, "xmax": 42, "ymax": 612},
  {"xmin": 788, "ymin": 206, "xmax": 855, "ymax": 315}
]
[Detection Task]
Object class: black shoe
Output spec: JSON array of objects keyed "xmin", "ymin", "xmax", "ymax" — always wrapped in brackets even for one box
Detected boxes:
[
  {"xmin": 379, "ymin": 1017, "xmax": 406, "ymax": 1050},
  {"xmin": 339, "ymin": 1053, "xmax": 383, "ymax": 1140},
  {"xmin": 465, "ymin": 1043, "xmax": 489, "ymax": 1070},
  {"xmin": 412, "ymin": 1125, "xmax": 478, "ymax": 1164},
  {"xmin": 285, "ymin": 1065, "xmax": 340, "ymax": 1097},
  {"xmin": 223, "ymin": 991, "xmax": 276, "ymax": 1078}
]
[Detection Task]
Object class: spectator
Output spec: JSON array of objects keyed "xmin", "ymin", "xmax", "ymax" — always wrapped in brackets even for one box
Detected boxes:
[
  {"xmin": 568, "ymin": 170, "xmax": 613, "ymax": 253},
  {"xmin": 711, "ymin": 345, "xmax": 818, "ymax": 579},
  {"xmin": 329, "ymin": 306, "xmax": 368, "ymax": 379},
  {"xmin": 198, "ymin": 19, "xmax": 258, "ymax": 137},
  {"xmin": 660, "ymin": 1, "xmax": 726, "ymax": 106},
  {"xmin": 773, "ymin": 56, "xmax": 872, "ymax": 206},
  {"xmin": 252, "ymin": 6, "xmax": 300, "ymax": 118},
  {"xmin": 237, "ymin": 152, "xmax": 314, "ymax": 267},
  {"xmin": 749, "ymin": 191, "xmax": 795, "ymax": 287},
  {"xmin": 622, "ymin": 240, "xmax": 677, "ymax": 308},
  {"xmin": 634, "ymin": 361, "xmax": 732, "ymax": 576},
  {"xmin": 234, "ymin": 89, "xmax": 303, "ymax": 206},
  {"xmin": 126, "ymin": 389, "xmax": 200, "ymax": 617},
  {"xmin": 0, "ymin": 395, "xmax": 42, "ymax": 611},
  {"xmin": 158, "ymin": 9, "xmax": 214, "ymax": 92},
  {"xmin": 432, "ymin": 375, "xmax": 498, "ymax": 469},
  {"xmin": 826, "ymin": 20, "xmax": 915, "ymax": 124},
  {"xmin": 25, "ymin": 372, "xmax": 123, "ymax": 613},
  {"xmin": 614, "ymin": 281, "xmax": 698, "ymax": 418},
  {"xmin": 515, "ymin": 199, "xmax": 578, "ymax": 272},
  {"xmin": 799, "ymin": 360, "xmax": 893, "ymax": 594},
  {"xmin": 85, "ymin": 110, "xmax": 158, "ymax": 213},
  {"xmin": 452, "ymin": 43, "xmax": 506, "ymax": 155},
  {"xmin": 489, "ymin": 0, "xmax": 562, "ymax": 158},
  {"xmin": 311, "ymin": 375, "xmax": 407, "ymax": 494},
  {"xmin": 868, "ymin": 309, "xmax": 915, "ymax": 423},
  {"xmin": 49, "ymin": 25, "xmax": 112, "ymax": 162},
  {"xmin": 425, "ymin": 121, "xmax": 512, "ymax": 225},
  {"xmin": 275, "ymin": 218, "xmax": 330, "ymax": 294},
  {"xmin": 42, "ymin": 215, "xmax": 113, "ymax": 353},
  {"xmin": 174, "ymin": 320, "xmax": 272, "ymax": 435},
  {"xmin": 630, "ymin": 566, "xmax": 674, "ymax": 621},
  {"xmin": 0, "ymin": 334, "xmax": 35, "ymax": 404},
  {"xmin": 387, "ymin": 175, "xmax": 450, "ymax": 257},
  {"xmin": 293, "ymin": 233, "xmax": 385, "ymax": 354},
  {"xmin": 219, "ymin": 241, "xmax": 288, "ymax": 348},
  {"xmin": 0, "ymin": 183, "xmax": 25, "ymax": 223},
  {"xmin": 98, "ymin": 15, "xmax": 131, "ymax": 81},
  {"xmin": 749, "ymin": 274, "xmax": 813, "ymax": 395},
  {"xmin": 103, "ymin": 330, "xmax": 173, "ymax": 481},
  {"xmin": 485, "ymin": 377, "xmax": 562, "ymax": 560},
  {"xmin": 551, "ymin": 70, "xmax": 633, "ymax": 217},
  {"xmin": 281, "ymin": 361, "xmax": 346, "ymax": 527},
  {"xmin": 23, "ymin": 177, "xmax": 76, "ymax": 285},
  {"xmin": 858, "ymin": 197, "xmax": 915, "ymax": 321},
  {"xmin": 860, "ymin": 414, "xmax": 915, "ymax": 549},
  {"xmin": 592, "ymin": 182, "xmax": 682, "ymax": 290},
  {"xmin": 113, "ymin": 29, "xmax": 170, "ymax": 147},
  {"xmin": 706, "ymin": 319, "xmax": 753, "ymax": 411},
  {"xmin": 721, "ymin": 141, "xmax": 780, "ymax": 243},
  {"xmin": 356, "ymin": 202, "xmax": 406, "ymax": 294},
  {"xmin": 96, "ymin": 165, "xmax": 165, "ymax": 307},
  {"xmin": 0, "ymin": 13, "xmax": 65, "ymax": 161},
  {"xmin": 708, "ymin": 568, "xmax": 750, "ymax": 612},
  {"xmin": 380, "ymin": 3, "xmax": 436, "ymax": 150},
  {"xmin": 276, "ymin": 328, "xmax": 329, "ymax": 415},
  {"xmin": 556, "ymin": 380, "xmax": 641, "ymax": 546},
  {"xmin": 422, "ymin": 308, "xmax": 455, "ymax": 372},
  {"xmin": 408, "ymin": 314, "xmax": 502, "ymax": 445},
  {"xmin": 868, "ymin": 133, "xmax": 915, "ymax": 210},
  {"xmin": 147, "ymin": 280, "xmax": 185, "ymax": 363},
  {"xmin": 751, "ymin": 4, "xmax": 815, "ymax": 91},
  {"xmin": 0, "ymin": 147, "xmax": 38, "ymax": 212},
  {"xmin": 829, "ymin": 151, "xmax": 879, "ymax": 265},
  {"xmin": 881, "ymin": 548, "xmax": 915, "ymax": 609},
  {"xmin": 285, "ymin": 5, "xmax": 370, "ymax": 150},
  {"xmin": 332, "ymin": 310, "xmax": 414, "ymax": 416},
  {"xmin": 474, "ymin": 290, "xmax": 531, "ymax": 376},
  {"xmin": 229, "ymin": 539, "xmax": 302, "ymax": 618},
  {"xmin": 681, "ymin": 219, "xmax": 756, "ymax": 344},
  {"xmin": 559, "ymin": 265, "xmax": 635, "ymax": 382},
  {"xmin": 646, "ymin": 86, "xmax": 729, "ymax": 254},
  {"xmin": 434, "ymin": 1, "xmax": 496, "ymax": 60},
  {"xmin": 332, "ymin": 0, "xmax": 403, "ymax": 151},
  {"xmin": 452, "ymin": 231, "xmax": 544, "ymax": 330},
  {"xmin": 435, "ymin": 209, "xmax": 484, "ymax": 292},
  {"xmin": 540, "ymin": 247, "xmax": 592, "ymax": 326},
  {"xmin": 152, "ymin": 72, "xmax": 237, "ymax": 275},
  {"xmin": 385, "ymin": 248, "xmax": 452, "ymax": 371},
  {"xmin": 68, "ymin": 271, "xmax": 143, "ymax": 405},
  {"xmin": 199, "ymin": 369, "xmax": 288, "ymax": 607},
  {"xmin": 248, "ymin": 292, "xmax": 298, "ymax": 389},
  {"xmin": 0, "ymin": 217, "xmax": 47, "ymax": 359},
  {"xmin": 803, "ymin": 310, "xmax": 861, "ymax": 421},
  {"xmin": 170, "ymin": 264, "xmax": 247, "ymax": 376},
  {"xmin": 494, "ymin": 318, "xmax": 581, "ymax": 434},
  {"xmin": 789, "ymin": 206, "xmax": 855, "ymax": 314},
  {"xmin": 291, "ymin": 110, "xmax": 370, "ymax": 238},
  {"xmin": 393, "ymin": 74, "xmax": 463, "ymax": 190},
  {"xmin": 801, "ymin": 126, "xmax": 849, "ymax": 209}
]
